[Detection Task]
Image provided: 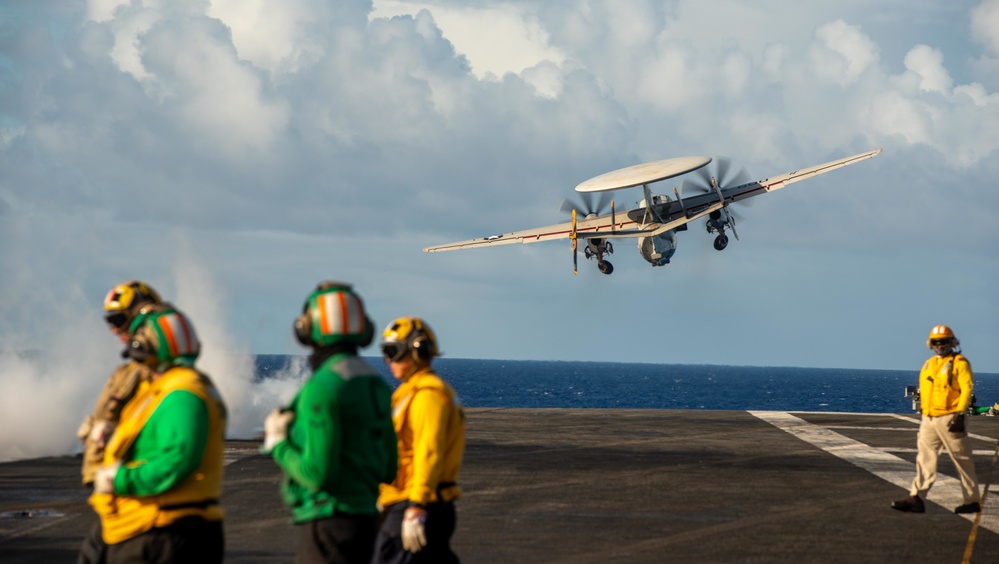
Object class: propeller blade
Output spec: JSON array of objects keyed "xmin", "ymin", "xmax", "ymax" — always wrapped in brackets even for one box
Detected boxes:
[
  {"xmin": 694, "ymin": 165, "xmax": 713, "ymax": 190},
  {"xmin": 681, "ymin": 156, "xmax": 754, "ymax": 202},
  {"xmin": 727, "ymin": 208, "xmax": 740, "ymax": 240},
  {"xmin": 715, "ymin": 157, "xmax": 733, "ymax": 188},
  {"xmin": 571, "ymin": 209, "xmax": 578, "ymax": 275},
  {"xmin": 560, "ymin": 191, "xmax": 613, "ymax": 218},
  {"xmin": 729, "ymin": 166, "xmax": 752, "ymax": 188},
  {"xmin": 595, "ymin": 191, "xmax": 611, "ymax": 215},
  {"xmin": 681, "ymin": 165, "xmax": 714, "ymax": 196},
  {"xmin": 729, "ymin": 166, "xmax": 755, "ymax": 206}
]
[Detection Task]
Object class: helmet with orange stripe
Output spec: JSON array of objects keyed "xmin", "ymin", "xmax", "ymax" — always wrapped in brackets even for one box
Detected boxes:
[
  {"xmin": 127, "ymin": 308, "xmax": 201, "ymax": 371},
  {"xmin": 293, "ymin": 281, "xmax": 374, "ymax": 349}
]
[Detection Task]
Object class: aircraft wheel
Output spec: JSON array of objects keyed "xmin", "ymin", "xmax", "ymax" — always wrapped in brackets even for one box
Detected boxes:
[
  {"xmin": 598, "ymin": 260, "xmax": 614, "ymax": 275},
  {"xmin": 713, "ymin": 234, "xmax": 729, "ymax": 251}
]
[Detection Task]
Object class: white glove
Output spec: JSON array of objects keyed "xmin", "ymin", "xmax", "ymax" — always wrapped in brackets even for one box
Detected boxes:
[
  {"xmin": 402, "ymin": 506, "xmax": 428, "ymax": 553},
  {"xmin": 262, "ymin": 408, "xmax": 294, "ymax": 453},
  {"xmin": 77, "ymin": 416, "xmax": 94, "ymax": 442},
  {"xmin": 88, "ymin": 420, "xmax": 112, "ymax": 449},
  {"xmin": 94, "ymin": 461, "xmax": 122, "ymax": 494}
]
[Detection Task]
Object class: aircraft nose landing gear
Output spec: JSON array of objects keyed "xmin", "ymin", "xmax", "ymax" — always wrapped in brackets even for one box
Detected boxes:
[{"xmin": 585, "ymin": 239, "xmax": 615, "ymax": 274}]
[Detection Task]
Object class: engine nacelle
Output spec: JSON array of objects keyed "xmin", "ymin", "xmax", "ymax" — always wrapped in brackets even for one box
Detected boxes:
[
  {"xmin": 638, "ymin": 230, "xmax": 677, "ymax": 266},
  {"xmin": 706, "ymin": 208, "xmax": 732, "ymax": 234}
]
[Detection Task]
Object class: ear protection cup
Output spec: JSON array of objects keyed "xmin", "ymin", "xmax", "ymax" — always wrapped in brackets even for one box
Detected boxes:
[
  {"xmin": 293, "ymin": 313, "xmax": 313, "ymax": 346},
  {"xmin": 127, "ymin": 332, "xmax": 156, "ymax": 364},
  {"xmin": 126, "ymin": 309, "xmax": 200, "ymax": 370},
  {"xmin": 382, "ymin": 316, "xmax": 440, "ymax": 361},
  {"xmin": 412, "ymin": 336, "xmax": 433, "ymax": 359},
  {"xmin": 358, "ymin": 316, "xmax": 375, "ymax": 348}
]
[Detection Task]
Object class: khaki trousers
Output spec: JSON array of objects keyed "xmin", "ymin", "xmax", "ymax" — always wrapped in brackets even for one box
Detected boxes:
[{"xmin": 910, "ymin": 413, "xmax": 981, "ymax": 503}]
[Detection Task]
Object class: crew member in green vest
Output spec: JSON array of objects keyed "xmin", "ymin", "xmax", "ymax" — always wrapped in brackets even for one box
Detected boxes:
[
  {"xmin": 88, "ymin": 307, "xmax": 227, "ymax": 563},
  {"xmin": 264, "ymin": 281, "xmax": 397, "ymax": 564}
]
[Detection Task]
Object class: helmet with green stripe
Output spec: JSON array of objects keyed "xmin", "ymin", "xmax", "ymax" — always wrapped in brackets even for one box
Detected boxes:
[
  {"xmin": 293, "ymin": 281, "xmax": 374, "ymax": 348},
  {"xmin": 127, "ymin": 308, "xmax": 201, "ymax": 371}
]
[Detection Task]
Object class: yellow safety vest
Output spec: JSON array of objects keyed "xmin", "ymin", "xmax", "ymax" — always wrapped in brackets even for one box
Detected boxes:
[
  {"xmin": 920, "ymin": 353, "xmax": 973, "ymax": 417},
  {"xmin": 379, "ymin": 368, "xmax": 465, "ymax": 507},
  {"xmin": 89, "ymin": 367, "xmax": 226, "ymax": 544}
]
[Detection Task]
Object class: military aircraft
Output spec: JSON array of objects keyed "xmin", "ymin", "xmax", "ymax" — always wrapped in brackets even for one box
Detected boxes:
[{"xmin": 423, "ymin": 149, "xmax": 882, "ymax": 274}]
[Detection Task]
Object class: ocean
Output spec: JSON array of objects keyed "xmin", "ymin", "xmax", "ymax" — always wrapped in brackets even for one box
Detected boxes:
[{"xmin": 254, "ymin": 355, "xmax": 999, "ymax": 414}]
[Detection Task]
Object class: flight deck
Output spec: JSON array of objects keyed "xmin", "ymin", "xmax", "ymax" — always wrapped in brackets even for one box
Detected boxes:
[{"xmin": 2, "ymin": 409, "xmax": 998, "ymax": 563}]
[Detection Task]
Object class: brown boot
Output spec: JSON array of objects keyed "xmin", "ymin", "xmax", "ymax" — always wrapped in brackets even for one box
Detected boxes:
[{"xmin": 891, "ymin": 495, "xmax": 925, "ymax": 513}]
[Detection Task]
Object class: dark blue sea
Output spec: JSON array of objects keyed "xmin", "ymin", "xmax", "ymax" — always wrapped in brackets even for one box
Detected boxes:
[{"xmin": 254, "ymin": 355, "xmax": 999, "ymax": 413}]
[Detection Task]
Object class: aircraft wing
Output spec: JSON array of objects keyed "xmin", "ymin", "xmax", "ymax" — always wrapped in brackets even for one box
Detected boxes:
[
  {"xmin": 721, "ymin": 148, "xmax": 882, "ymax": 203},
  {"xmin": 755, "ymin": 148, "xmax": 882, "ymax": 191},
  {"xmin": 423, "ymin": 212, "xmax": 665, "ymax": 253},
  {"xmin": 423, "ymin": 222, "xmax": 574, "ymax": 252}
]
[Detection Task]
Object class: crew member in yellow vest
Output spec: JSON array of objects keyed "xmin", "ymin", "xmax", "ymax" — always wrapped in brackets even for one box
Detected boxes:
[
  {"xmin": 78, "ymin": 281, "xmax": 163, "ymax": 564},
  {"xmin": 79, "ymin": 280, "xmax": 162, "ymax": 487},
  {"xmin": 892, "ymin": 325, "xmax": 981, "ymax": 514},
  {"xmin": 373, "ymin": 317, "xmax": 465, "ymax": 564},
  {"xmin": 88, "ymin": 308, "xmax": 228, "ymax": 563}
]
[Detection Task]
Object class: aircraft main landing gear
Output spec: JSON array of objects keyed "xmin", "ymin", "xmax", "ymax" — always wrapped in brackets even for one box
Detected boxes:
[
  {"xmin": 598, "ymin": 260, "xmax": 614, "ymax": 275},
  {"xmin": 713, "ymin": 234, "xmax": 729, "ymax": 251}
]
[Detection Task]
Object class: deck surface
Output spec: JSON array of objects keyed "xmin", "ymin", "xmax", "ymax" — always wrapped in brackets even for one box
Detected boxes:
[{"xmin": 2, "ymin": 409, "xmax": 999, "ymax": 563}]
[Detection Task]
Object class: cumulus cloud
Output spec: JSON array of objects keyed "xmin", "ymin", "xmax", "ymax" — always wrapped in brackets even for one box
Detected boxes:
[
  {"xmin": 1, "ymin": 0, "xmax": 998, "ymax": 465},
  {"xmin": 904, "ymin": 45, "xmax": 953, "ymax": 94},
  {"xmin": 98, "ymin": 4, "xmax": 290, "ymax": 156},
  {"xmin": 208, "ymin": 0, "xmax": 328, "ymax": 74},
  {"xmin": 87, "ymin": 0, "xmax": 130, "ymax": 23},
  {"xmin": 810, "ymin": 20, "xmax": 880, "ymax": 87},
  {"xmin": 372, "ymin": 1, "xmax": 565, "ymax": 78},
  {"xmin": 970, "ymin": 0, "xmax": 999, "ymax": 54}
]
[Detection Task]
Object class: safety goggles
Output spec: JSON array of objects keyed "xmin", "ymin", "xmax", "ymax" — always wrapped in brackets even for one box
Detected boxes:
[
  {"xmin": 930, "ymin": 338, "xmax": 953, "ymax": 347},
  {"xmin": 105, "ymin": 311, "xmax": 129, "ymax": 330},
  {"xmin": 381, "ymin": 342, "xmax": 409, "ymax": 362}
]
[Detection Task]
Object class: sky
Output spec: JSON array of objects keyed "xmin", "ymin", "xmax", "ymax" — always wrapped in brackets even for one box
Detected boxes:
[{"xmin": 1, "ymin": 1, "xmax": 998, "ymax": 456}]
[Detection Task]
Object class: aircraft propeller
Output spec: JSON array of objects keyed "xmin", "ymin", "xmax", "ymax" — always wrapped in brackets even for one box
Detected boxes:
[
  {"xmin": 559, "ymin": 191, "xmax": 613, "ymax": 219},
  {"xmin": 571, "ymin": 209, "xmax": 578, "ymax": 275},
  {"xmin": 680, "ymin": 157, "xmax": 752, "ymax": 200},
  {"xmin": 681, "ymin": 157, "xmax": 752, "ymax": 249}
]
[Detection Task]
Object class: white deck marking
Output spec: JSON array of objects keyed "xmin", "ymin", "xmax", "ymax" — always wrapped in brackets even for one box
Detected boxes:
[
  {"xmin": 224, "ymin": 446, "xmax": 260, "ymax": 466},
  {"xmin": 886, "ymin": 413, "xmax": 995, "ymax": 441},
  {"xmin": 824, "ymin": 425, "xmax": 918, "ymax": 432},
  {"xmin": 750, "ymin": 411, "xmax": 999, "ymax": 533},
  {"xmin": 880, "ymin": 447, "xmax": 997, "ymax": 456}
]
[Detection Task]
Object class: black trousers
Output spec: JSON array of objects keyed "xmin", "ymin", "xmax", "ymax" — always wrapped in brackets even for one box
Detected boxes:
[
  {"xmin": 295, "ymin": 513, "xmax": 380, "ymax": 564},
  {"xmin": 372, "ymin": 502, "xmax": 459, "ymax": 564},
  {"xmin": 77, "ymin": 519, "xmax": 106, "ymax": 564},
  {"xmin": 104, "ymin": 517, "xmax": 224, "ymax": 564}
]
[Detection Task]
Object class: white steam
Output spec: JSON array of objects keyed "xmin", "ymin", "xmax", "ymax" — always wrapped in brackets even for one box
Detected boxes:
[
  {"xmin": 0, "ymin": 239, "xmax": 308, "ymax": 462},
  {"xmin": 171, "ymin": 236, "xmax": 306, "ymax": 439},
  {"xmin": 0, "ymin": 274, "xmax": 113, "ymax": 462}
]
